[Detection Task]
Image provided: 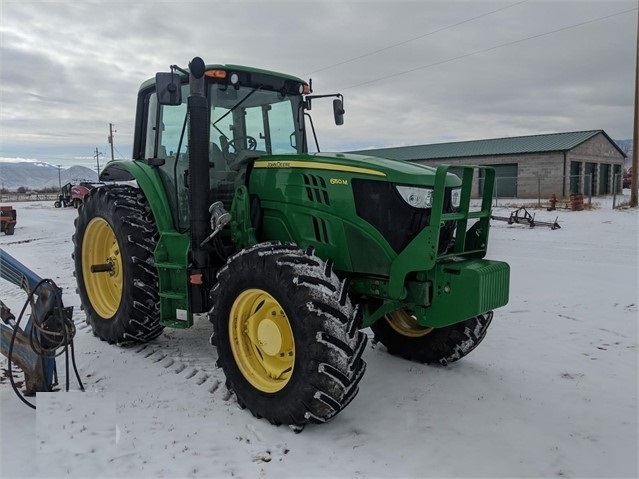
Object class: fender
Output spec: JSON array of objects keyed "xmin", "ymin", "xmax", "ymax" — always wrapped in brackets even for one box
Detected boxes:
[{"xmin": 100, "ymin": 160, "xmax": 174, "ymax": 232}]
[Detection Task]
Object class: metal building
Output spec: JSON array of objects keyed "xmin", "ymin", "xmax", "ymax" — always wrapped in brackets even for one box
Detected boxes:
[{"xmin": 351, "ymin": 130, "xmax": 626, "ymax": 199}]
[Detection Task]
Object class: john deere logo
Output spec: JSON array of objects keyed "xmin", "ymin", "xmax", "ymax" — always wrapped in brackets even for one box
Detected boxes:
[{"xmin": 266, "ymin": 161, "xmax": 291, "ymax": 168}]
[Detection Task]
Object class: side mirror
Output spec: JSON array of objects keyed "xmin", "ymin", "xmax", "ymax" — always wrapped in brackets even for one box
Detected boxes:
[
  {"xmin": 333, "ymin": 98, "xmax": 345, "ymax": 126},
  {"xmin": 156, "ymin": 72, "xmax": 182, "ymax": 105}
]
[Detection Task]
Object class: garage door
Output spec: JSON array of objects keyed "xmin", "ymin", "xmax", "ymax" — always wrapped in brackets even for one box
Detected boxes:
[
  {"xmin": 599, "ymin": 164, "xmax": 610, "ymax": 195},
  {"xmin": 481, "ymin": 164, "xmax": 518, "ymax": 198}
]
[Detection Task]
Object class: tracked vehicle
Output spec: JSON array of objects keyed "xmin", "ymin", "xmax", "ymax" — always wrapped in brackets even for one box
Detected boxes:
[{"xmin": 73, "ymin": 57, "xmax": 510, "ymax": 429}]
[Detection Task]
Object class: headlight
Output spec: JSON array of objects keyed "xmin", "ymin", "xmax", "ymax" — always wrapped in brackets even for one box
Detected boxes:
[
  {"xmin": 395, "ymin": 185, "xmax": 433, "ymax": 209},
  {"xmin": 451, "ymin": 187, "xmax": 461, "ymax": 208}
]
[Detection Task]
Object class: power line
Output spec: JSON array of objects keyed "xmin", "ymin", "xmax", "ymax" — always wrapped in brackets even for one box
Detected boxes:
[
  {"xmin": 113, "ymin": 145, "xmax": 127, "ymax": 160},
  {"xmin": 338, "ymin": 7, "xmax": 637, "ymax": 91},
  {"xmin": 305, "ymin": 0, "xmax": 529, "ymax": 76}
]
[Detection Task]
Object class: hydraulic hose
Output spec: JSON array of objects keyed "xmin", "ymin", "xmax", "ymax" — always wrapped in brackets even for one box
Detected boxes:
[{"xmin": 6, "ymin": 278, "xmax": 84, "ymax": 409}]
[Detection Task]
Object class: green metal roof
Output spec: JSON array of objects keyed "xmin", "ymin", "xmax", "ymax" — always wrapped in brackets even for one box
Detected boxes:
[{"xmin": 349, "ymin": 130, "xmax": 627, "ymax": 161}]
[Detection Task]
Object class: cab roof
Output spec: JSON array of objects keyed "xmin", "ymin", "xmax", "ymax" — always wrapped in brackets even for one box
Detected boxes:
[{"xmin": 138, "ymin": 63, "xmax": 307, "ymax": 92}]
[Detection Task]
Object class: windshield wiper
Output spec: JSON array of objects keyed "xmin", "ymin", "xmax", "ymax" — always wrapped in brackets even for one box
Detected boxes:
[{"xmin": 212, "ymin": 86, "xmax": 261, "ymax": 129}]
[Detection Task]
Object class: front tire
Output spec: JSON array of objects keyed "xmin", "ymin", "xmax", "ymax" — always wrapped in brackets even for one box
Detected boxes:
[
  {"xmin": 371, "ymin": 309, "xmax": 493, "ymax": 365},
  {"xmin": 210, "ymin": 243, "xmax": 367, "ymax": 430},
  {"xmin": 73, "ymin": 184, "xmax": 163, "ymax": 344}
]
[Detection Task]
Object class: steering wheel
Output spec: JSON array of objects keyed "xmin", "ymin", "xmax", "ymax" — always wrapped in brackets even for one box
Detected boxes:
[{"xmin": 223, "ymin": 135, "xmax": 257, "ymax": 163}]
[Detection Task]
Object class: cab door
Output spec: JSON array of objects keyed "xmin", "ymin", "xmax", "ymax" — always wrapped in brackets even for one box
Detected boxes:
[{"xmin": 143, "ymin": 84, "xmax": 191, "ymax": 230}]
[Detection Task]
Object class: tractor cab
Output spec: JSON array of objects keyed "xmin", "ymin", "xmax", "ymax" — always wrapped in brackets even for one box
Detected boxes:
[{"xmin": 127, "ymin": 64, "xmax": 342, "ymax": 233}]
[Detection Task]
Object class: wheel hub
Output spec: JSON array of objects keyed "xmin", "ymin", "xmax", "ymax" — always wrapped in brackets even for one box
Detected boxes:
[
  {"xmin": 385, "ymin": 310, "xmax": 434, "ymax": 338},
  {"xmin": 256, "ymin": 318, "xmax": 283, "ymax": 356}
]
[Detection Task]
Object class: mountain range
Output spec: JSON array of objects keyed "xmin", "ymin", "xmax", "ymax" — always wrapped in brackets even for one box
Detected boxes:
[{"xmin": 0, "ymin": 161, "xmax": 98, "ymax": 192}]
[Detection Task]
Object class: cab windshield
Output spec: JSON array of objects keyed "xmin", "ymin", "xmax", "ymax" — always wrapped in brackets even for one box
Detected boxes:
[{"xmin": 209, "ymin": 84, "xmax": 304, "ymax": 165}]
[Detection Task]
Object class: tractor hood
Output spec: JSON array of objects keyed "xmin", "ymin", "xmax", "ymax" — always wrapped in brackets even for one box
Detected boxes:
[{"xmin": 253, "ymin": 152, "xmax": 462, "ymax": 188}]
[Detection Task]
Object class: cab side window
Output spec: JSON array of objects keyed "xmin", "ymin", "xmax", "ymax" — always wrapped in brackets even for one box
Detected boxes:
[
  {"xmin": 159, "ymin": 93, "xmax": 189, "ymax": 161},
  {"xmin": 144, "ymin": 93, "xmax": 158, "ymax": 159}
]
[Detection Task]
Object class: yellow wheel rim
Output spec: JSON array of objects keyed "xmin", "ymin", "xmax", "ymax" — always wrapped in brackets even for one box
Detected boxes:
[
  {"xmin": 385, "ymin": 310, "xmax": 434, "ymax": 338},
  {"xmin": 229, "ymin": 289, "xmax": 295, "ymax": 393},
  {"xmin": 81, "ymin": 217, "xmax": 123, "ymax": 319}
]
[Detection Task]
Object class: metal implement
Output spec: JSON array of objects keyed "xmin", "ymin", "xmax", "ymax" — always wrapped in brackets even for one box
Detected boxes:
[
  {"xmin": 54, "ymin": 182, "xmax": 103, "ymax": 208},
  {"xmin": 0, "ymin": 206, "xmax": 17, "ymax": 235},
  {"xmin": 0, "ymin": 248, "xmax": 83, "ymax": 408},
  {"xmin": 491, "ymin": 206, "xmax": 561, "ymax": 230}
]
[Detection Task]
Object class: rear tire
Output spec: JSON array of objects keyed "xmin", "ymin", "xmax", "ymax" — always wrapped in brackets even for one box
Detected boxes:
[
  {"xmin": 371, "ymin": 309, "xmax": 493, "ymax": 365},
  {"xmin": 73, "ymin": 184, "xmax": 163, "ymax": 344},
  {"xmin": 5, "ymin": 223, "xmax": 15, "ymax": 235},
  {"xmin": 54, "ymin": 201, "xmax": 61, "ymax": 208},
  {"xmin": 210, "ymin": 242, "xmax": 367, "ymax": 430}
]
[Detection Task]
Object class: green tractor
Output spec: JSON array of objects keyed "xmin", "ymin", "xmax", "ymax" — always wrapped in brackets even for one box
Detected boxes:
[{"xmin": 73, "ymin": 57, "xmax": 510, "ymax": 430}]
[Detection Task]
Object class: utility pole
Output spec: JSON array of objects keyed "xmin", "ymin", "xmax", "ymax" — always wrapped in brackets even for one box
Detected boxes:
[
  {"xmin": 94, "ymin": 148, "xmax": 103, "ymax": 178},
  {"xmin": 631, "ymin": 5, "xmax": 638, "ymax": 207},
  {"xmin": 57, "ymin": 165, "xmax": 62, "ymax": 190},
  {"xmin": 108, "ymin": 123, "xmax": 116, "ymax": 162}
]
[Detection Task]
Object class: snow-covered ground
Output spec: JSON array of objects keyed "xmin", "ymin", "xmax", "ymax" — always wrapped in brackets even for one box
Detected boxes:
[{"xmin": 1, "ymin": 197, "xmax": 637, "ymax": 479}]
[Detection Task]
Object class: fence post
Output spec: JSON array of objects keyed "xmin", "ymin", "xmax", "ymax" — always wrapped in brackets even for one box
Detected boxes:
[{"xmin": 537, "ymin": 175, "xmax": 541, "ymax": 207}]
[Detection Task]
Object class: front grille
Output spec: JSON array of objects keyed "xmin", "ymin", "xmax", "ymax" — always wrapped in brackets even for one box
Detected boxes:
[{"xmin": 352, "ymin": 179, "xmax": 456, "ymax": 254}]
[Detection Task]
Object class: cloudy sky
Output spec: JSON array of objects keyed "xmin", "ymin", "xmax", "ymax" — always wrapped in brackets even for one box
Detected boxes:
[{"xmin": 0, "ymin": 0, "xmax": 636, "ymax": 169}]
